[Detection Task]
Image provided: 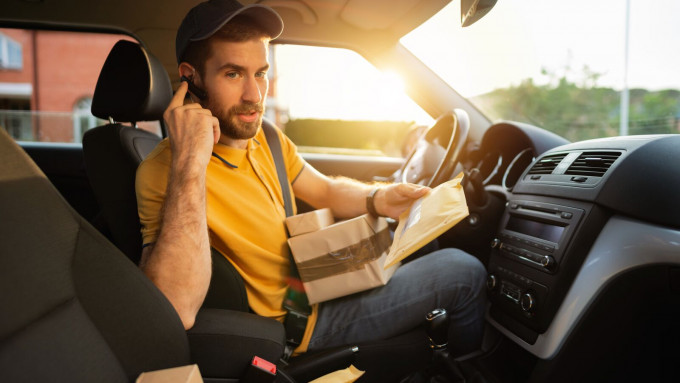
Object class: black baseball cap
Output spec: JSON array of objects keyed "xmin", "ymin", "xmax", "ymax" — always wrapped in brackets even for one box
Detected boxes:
[{"xmin": 175, "ymin": 0, "xmax": 284, "ymax": 64}]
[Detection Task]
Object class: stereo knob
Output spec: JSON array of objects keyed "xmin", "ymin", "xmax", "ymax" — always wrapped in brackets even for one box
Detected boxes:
[
  {"xmin": 541, "ymin": 255, "xmax": 555, "ymax": 270},
  {"xmin": 486, "ymin": 274, "xmax": 497, "ymax": 291},
  {"xmin": 520, "ymin": 293, "xmax": 535, "ymax": 313},
  {"xmin": 491, "ymin": 238, "xmax": 501, "ymax": 249}
]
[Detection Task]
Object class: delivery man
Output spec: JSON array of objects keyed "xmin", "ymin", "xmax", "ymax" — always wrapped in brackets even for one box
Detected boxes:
[{"xmin": 136, "ymin": 0, "xmax": 486, "ymax": 357}]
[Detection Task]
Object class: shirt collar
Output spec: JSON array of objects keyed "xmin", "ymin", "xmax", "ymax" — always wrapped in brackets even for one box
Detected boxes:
[{"xmin": 211, "ymin": 130, "xmax": 263, "ymax": 168}]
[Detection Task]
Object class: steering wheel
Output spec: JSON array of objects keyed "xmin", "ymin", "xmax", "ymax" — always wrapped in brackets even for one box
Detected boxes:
[{"xmin": 399, "ymin": 109, "xmax": 470, "ymax": 187}]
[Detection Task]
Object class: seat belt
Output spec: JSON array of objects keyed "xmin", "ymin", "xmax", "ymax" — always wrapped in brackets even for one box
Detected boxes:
[
  {"xmin": 263, "ymin": 121, "xmax": 294, "ymax": 218},
  {"xmin": 262, "ymin": 121, "xmax": 311, "ymax": 360}
]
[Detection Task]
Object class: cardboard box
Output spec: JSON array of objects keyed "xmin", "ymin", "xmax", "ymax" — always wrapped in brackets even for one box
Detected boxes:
[
  {"xmin": 286, "ymin": 208, "xmax": 335, "ymax": 236},
  {"xmin": 136, "ymin": 364, "xmax": 203, "ymax": 383},
  {"xmin": 286, "ymin": 174, "xmax": 469, "ymax": 304},
  {"xmin": 287, "ymin": 214, "xmax": 399, "ymax": 304}
]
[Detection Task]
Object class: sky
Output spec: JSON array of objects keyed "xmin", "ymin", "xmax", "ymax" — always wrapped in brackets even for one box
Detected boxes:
[
  {"xmin": 275, "ymin": 0, "xmax": 680, "ymax": 122},
  {"xmin": 401, "ymin": 0, "xmax": 680, "ymax": 97}
]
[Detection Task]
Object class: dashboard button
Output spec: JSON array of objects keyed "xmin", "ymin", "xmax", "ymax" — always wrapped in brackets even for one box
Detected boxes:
[
  {"xmin": 487, "ymin": 274, "xmax": 497, "ymax": 291},
  {"xmin": 520, "ymin": 293, "xmax": 536, "ymax": 312}
]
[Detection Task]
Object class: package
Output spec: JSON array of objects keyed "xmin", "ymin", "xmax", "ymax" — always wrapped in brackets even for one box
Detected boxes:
[
  {"xmin": 309, "ymin": 365, "xmax": 364, "ymax": 383},
  {"xmin": 136, "ymin": 364, "xmax": 203, "ymax": 383},
  {"xmin": 285, "ymin": 208, "xmax": 334, "ymax": 236},
  {"xmin": 287, "ymin": 214, "xmax": 398, "ymax": 304},
  {"xmin": 385, "ymin": 172, "xmax": 469, "ymax": 268},
  {"xmin": 286, "ymin": 172, "xmax": 469, "ymax": 303}
]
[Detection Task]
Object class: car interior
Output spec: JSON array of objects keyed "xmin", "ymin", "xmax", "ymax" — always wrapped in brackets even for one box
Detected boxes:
[{"xmin": 2, "ymin": 0, "xmax": 680, "ymax": 382}]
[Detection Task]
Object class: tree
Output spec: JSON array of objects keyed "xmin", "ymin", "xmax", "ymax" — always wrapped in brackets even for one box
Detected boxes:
[{"xmin": 473, "ymin": 66, "xmax": 679, "ymax": 141}]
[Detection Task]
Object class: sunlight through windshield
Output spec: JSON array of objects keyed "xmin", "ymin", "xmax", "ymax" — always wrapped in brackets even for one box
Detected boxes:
[{"xmin": 401, "ymin": 0, "xmax": 680, "ymax": 141}]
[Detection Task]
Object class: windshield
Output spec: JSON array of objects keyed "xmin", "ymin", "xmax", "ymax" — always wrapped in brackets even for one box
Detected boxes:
[{"xmin": 401, "ymin": 0, "xmax": 680, "ymax": 141}]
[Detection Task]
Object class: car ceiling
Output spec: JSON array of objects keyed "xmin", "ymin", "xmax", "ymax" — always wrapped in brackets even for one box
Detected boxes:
[{"xmin": 3, "ymin": 0, "xmax": 450, "ymax": 83}]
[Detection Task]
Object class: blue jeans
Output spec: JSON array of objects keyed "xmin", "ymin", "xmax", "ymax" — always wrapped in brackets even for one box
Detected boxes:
[{"xmin": 307, "ymin": 248, "xmax": 487, "ymax": 355}]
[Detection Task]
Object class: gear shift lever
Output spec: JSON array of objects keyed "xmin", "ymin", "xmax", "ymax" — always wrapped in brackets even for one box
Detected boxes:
[
  {"xmin": 425, "ymin": 309, "xmax": 466, "ymax": 382},
  {"xmin": 425, "ymin": 308, "xmax": 450, "ymax": 350}
]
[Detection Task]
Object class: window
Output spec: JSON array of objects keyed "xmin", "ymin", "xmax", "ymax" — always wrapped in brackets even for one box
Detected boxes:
[
  {"xmin": 0, "ymin": 32, "xmax": 22, "ymax": 70},
  {"xmin": 402, "ymin": 0, "xmax": 680, "ymax": 140},
  {"xmin": 0, "ymin": 98, "xmax": 30, "ymax": 140},
  {"xmin": 0, "ymin": 28, "xmax": 143, "ymax": 143},
  {"xmin": 73, "ymin": 97, "xmax": 103, "ymax": 143},
  {"xmin": 271, "ymin": 44, "xmax": 432, "ymax": 157}
]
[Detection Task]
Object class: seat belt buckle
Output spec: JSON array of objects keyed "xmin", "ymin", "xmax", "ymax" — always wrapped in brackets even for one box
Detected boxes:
[
  {"xmin": 241, "ymin": 356, "xmax": 277, "ymax": 383},
  {"xmin": 283, "ymin": 307, "xmax": 309, "ymax": 346}
]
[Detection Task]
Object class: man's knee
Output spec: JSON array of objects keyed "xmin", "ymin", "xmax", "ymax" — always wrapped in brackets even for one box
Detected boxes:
[
  {"xmin": 423, "ymin": 248, "xmax": 486, "ymax": 282},
  {"xmin": 419, "ymin": 249, "xmax": 486, "ymax": 305}
]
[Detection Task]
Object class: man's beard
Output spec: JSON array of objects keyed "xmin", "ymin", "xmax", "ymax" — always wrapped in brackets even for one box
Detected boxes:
[{"xmin": 204, "ymin": 97, "xmax": 264, "ymax": 140}]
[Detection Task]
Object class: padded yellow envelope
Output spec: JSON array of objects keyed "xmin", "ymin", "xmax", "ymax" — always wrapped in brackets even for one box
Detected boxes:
[{"xmin": 385, "ymin": 172, "xmax": 469, "ymax": 269}]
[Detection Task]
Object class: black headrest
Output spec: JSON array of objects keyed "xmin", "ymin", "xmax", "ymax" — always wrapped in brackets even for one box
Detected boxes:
[{"xmin": 91, "ymin": 40, "xmax": 172, "ymax": 122}]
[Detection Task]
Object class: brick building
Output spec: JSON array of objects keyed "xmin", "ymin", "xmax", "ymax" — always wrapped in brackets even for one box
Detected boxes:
[{"xmin": 0, "ymin": 28, "xmax": 131, "ymax": 142}]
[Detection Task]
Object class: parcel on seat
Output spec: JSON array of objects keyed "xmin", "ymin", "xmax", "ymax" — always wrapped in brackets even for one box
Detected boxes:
[{"xmin": 286, "ymin": 172, "xmax": 468, "ymax": 304}]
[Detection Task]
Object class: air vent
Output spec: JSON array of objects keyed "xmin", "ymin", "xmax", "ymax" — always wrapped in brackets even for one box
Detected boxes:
[
  {"xmin": 565, "ymin": 151, "xmax": 622, "ymax": 177},
  {"xmin": 527, "ymin": 153, "xmax": 568, "ymax": 175}
]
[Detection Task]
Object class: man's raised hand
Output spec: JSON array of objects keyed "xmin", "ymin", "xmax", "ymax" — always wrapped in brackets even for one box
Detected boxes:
[{"xmin": 163, "ymin": 81, "xmax": 220, "ymax": 170}]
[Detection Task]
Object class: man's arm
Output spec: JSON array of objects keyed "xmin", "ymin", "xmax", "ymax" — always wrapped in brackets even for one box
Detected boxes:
[
  {"xmin": 292, "ymin": 165, "xmax": 429, "ymax": 220},
  {"xmin": 139, "ymin": 82, "xmax": 220, "ymax": 329}
]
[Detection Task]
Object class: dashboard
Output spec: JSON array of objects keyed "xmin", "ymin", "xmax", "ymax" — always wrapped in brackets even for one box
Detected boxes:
[
  {"xmin": 464, "ymin": 122, "xmax": 569, "ymax": 193},
  {"xmin": 468, "ymin": 126, "xmax": 680, "ymax": 373}
]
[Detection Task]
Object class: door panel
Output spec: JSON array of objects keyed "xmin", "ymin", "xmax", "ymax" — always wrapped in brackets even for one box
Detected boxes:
[
  {"xmin": 302, "ymin": 153, "xmax": 403, "ymax": 182},
  {"xmin": 296, "ymin": 153, "xmax": 403, "ymax": 214}
]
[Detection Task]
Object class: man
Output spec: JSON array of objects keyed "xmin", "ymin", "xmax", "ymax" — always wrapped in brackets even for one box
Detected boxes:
[{"xmin": 136, "ymin": 0, "xmax": 486, "ymax": 356}]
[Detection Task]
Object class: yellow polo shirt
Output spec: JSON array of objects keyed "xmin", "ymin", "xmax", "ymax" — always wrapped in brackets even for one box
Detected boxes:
[{"xmin": 136, "ymin": 126, "xmax": 317, "ymax": 353}]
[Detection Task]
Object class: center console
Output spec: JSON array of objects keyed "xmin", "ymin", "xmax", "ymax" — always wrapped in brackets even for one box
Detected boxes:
[
  {"xmin": 486, "ymin": 197, "xmax": 601, "ymax": 345},
  {"xmin": 484, "ymin": 134, "xmax": 680, "ymax": 361}
]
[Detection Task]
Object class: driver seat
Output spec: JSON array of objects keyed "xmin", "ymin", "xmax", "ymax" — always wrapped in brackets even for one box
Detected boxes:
[
  {"xmin": 83, "ymin": 39, "xmax": 167, "ymax": 265},
  {"xmin": 83, "ymin": 40, "xmax": 247, "ymax": 311}
]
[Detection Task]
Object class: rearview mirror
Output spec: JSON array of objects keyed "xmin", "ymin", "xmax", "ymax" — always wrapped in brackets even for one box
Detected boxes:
[{"xmin": 461, "ymin": 0, "xmax": 497, "ymax": 27}]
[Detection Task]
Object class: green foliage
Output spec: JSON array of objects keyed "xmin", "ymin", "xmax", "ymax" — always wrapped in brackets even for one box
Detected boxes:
[
  {"xmin": 473, "ymin": 68, "xmax": 680, "ymax": 142},
  {"xmin": 282, "ymin": 70, "xmax": 680, "ymax": 154},
  {"xmin": 283, "ymin": 119, "xmax": 415, "ymax": 157}
]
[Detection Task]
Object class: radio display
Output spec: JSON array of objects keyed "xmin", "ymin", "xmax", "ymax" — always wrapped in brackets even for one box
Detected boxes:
[{"xmin": 506, "ymin": 216, "xmax": 565, "ymax": 243}]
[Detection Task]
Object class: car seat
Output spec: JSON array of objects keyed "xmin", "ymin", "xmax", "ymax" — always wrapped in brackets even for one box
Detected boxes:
[
  {"xmin": 83, "ymin": 39, "xmax": 169, "ymax": 264},
  {"xmin": 83, "ymin": 39, "xmax": 165, "ymax": 264},
  {"xmin": 83, "ymin": 40, "xmax": 248, "ymax": 311},
  {"xmin": 0, "ymin": 127, "xmax": 285, "ymax": 382}
]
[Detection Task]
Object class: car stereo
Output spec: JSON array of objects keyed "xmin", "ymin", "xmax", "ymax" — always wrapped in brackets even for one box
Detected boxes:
[{"xmin": 494, "ymin": 200, "xmax": 584, "ymax": 273}]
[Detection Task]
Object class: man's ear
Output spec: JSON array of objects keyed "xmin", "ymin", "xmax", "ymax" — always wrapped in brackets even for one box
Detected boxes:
[
  {"xmin": 178, "ymin": 62, "xmax": 197, "ymax": 82},
  {"xmin": 178, "ymin": 63, "xmax": 207, "ymax": 101}
]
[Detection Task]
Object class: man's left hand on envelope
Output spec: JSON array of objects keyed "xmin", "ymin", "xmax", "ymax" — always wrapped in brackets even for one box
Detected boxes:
[{"xmin": 374, "ymin": 183, "xmax": 430, "ymax": 219}]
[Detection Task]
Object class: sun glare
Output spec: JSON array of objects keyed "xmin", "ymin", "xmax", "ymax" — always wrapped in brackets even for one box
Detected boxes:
[{"xmin": 274, "ymin": 45, "xmax": 432, "ymax": 124}]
